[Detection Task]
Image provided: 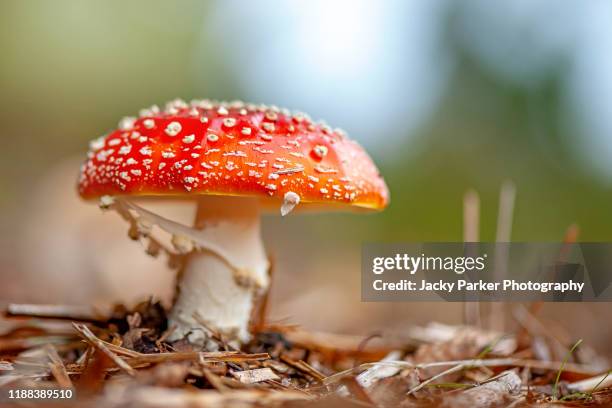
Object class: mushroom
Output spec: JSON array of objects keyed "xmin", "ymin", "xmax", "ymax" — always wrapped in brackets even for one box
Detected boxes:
[{"xmin": 78, "ymin": 99, "xmax": 389, "ymax": 345}]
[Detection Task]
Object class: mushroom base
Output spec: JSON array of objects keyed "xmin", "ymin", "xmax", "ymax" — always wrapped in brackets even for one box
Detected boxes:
[{"xmin": 167, "ymin": 196, "xmax": 269, "ymax": 346}]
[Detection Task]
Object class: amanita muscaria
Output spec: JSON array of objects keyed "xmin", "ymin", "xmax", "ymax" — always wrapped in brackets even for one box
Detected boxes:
[{"xmin": 78, "ymin": 99, "xmax": 389, "ymax": 345}]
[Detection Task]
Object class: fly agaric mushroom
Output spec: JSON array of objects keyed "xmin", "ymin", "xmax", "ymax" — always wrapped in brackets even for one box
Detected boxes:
[{"xmin": 78, "ymin": 99, "xmax": 389, "ymax": 345}]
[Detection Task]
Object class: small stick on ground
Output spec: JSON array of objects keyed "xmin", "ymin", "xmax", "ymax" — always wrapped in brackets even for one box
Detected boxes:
[{"xmin": 7, "ymin": 304, "xmax": 104, "ymax": 322}]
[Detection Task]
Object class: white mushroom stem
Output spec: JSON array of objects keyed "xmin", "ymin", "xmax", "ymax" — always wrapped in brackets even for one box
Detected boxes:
[
  {"xmin": 168, "ymin": 196, "xmax": 269, "ymax": 345},
  {"xmin": 103, "ymin": 195, "xmax": 269, "ymax": 345}
]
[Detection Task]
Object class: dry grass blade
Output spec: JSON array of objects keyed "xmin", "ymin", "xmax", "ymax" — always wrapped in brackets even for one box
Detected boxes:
[
  {"xmin": 280, "ymin": 355, "xmax": 326, "ymax": 382},
  {"xmin": 72, "ymin": 323, "xmax": 136, "ymax": 376},
  {"xmin": 201, "ymin": 367, "xmax": 229, "ymax": 392},
  {"xmin": 127, "ymin": 351, "xmax": 270, "ymax": 366},
  {"xmin": 356, "ymin": 350, "xmax": 402, "ymax": 388},
  {"xmin": 45, "ymin": 344, "xmax": 72, "ymax": 388},
  {"xmin": 407, "ymin": 364, "xmax": 465, "ymax": 395},
  {"xmin": 463, "ymin": 188, "xmax": 481, "ymax": 328},
  {"xmin": 490, "ymin": 180, "xmax": 516, "ymax": 332}
]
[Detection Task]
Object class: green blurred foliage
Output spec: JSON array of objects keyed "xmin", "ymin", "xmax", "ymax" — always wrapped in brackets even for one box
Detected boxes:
[{"xmin": 1, "ymin": 0, "xmax": 611, "ymax": 244}]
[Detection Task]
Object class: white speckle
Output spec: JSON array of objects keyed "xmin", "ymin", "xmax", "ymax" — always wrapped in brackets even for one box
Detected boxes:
[
  {"xmin": 184, "ymin": 165, "xmax": 193, "ymax": 171},
  {"xmin": 126, "ymin": 158, "xmax": 138, "ymax": 165},
  {"xmin": 89, "ymin": 136, "xmax": 105, "ymax": 151},
  {"xmin": 143, "ymin": 119, "xmax": 155, "ymax": 129},
  {"xmin": 139, "ymin": 147, "xmax": 153, "ymax": 156},
  {"xmin": 165, "ymin": 121, "xmax": 182, "ymax": 137},
  {"xmin": 158, "ymin": 162, "xmax": 166, "ymax": 170},
  {"xmin": 281, "ymin": 191, "xmax": 300, "ymax": 216},
  {"xmin": 262, "ymin": 123, "xmax": 275, "ymax": 132},
  {"xmin": 191, "ymin": 153, "xmax": 200, "ymax": 158},
  {"xmin": 217, "ymin": 106, "xmax": 229, "ymax": 115},
  {"xmin": 130, "ymin": 169, "xmax": 142, "ymax": 176},
  {"xmin": 269, "ymin": 173, "xmax": 279, "ymax": 180},
  {"xmin": 315, "ymin": 165, "xmax": 337, "ymax": 174},
  {"xmin": 223, "ymin": 117, "xmax": 237, "ymax": 128},
  {"xmin": 119, "ymin": 171, "xmax": 131, "ymax": 181},
  {"xmin": 207, "ymin": 133, "xmax": 219, "ymax": 142},
  {"xmin": 119, "ymin": 117, "xmax": 136, "ymax": 130},
  {"xmin": 174, "ymin": 162, "xmax": 183, "ymax": 169},
  {"xmin": 108, "ymin": 139, "xmax": 121, "ymax": 146},
  {"xmin": 200, "ymin": 116, "xmax": 209, "ymax": 123},
  {"xmin": 241, "ymin": 127, "xmax": 252, "ymax": 135},
  {"xmin": 260, "ymin": 134, "xmax": 273, "ymax": 141},
  {"xmin": 239, "ymin": 140, "xmax": 265, "ymax": 146},
  {"xmin": 161, "ymin": 151, "xmax": 175, "ymax": 158},
  {"xmin": 273, "ymin": 164, "xmax": 284, "ymax": 169},
  {"xmin": 138, "ymin": 136, "xmax": 148, "ymax": 143},
  {"xmin": 119, "ymin": 145, "xmax": 132, "ymax": 155},
  {"xmin": 320, "ymin": 188, "xmax": 329, "ymax": 194},
  {"xmin": 313, "ymin": 145, "xmax": 328, "ymax": 159},
  {"xmin": 182, "ymin": 134, "xmax": 195, "ymax": 144},
  {"xmin": 223, "ymin": 150, "xmax": 247, "ymax": 157},
  {"xmin": 308, "ymin": 175, "xmax": 319, "ymax": 183},
  {"xmin": 184, "ymin": 176, "xmax": 196, "ymax": 184},
  {"xmin": 274, "ymin": 166, "xmax": 304, "ymax": 175},
  {"xmin": 265, "ymin": 184, "xmax": 277, "ymax": 191}
]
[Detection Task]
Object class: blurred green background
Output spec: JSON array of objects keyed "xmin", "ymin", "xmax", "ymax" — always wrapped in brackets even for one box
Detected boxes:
[{"xmin": 1, "ymin": 1, "xmax": 610, "ymax": 353}]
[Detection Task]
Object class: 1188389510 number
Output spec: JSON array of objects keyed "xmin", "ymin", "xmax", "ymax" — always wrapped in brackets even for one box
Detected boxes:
[{"xmin": 7, "ymin": 389, "xmax": 74, "ymax": 400}]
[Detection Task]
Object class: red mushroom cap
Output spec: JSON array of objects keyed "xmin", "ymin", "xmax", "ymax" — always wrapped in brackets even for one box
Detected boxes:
[{"xmin": 78, "ymin": 99, "xmax": 389, "ymax": 211}]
